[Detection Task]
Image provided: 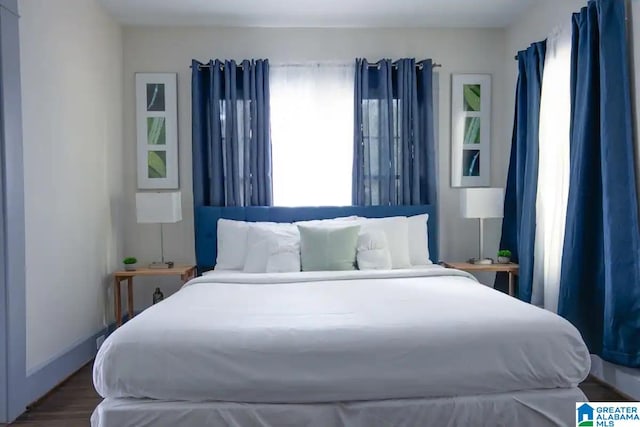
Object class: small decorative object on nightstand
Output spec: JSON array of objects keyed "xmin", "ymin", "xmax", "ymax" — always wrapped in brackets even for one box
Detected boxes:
[
  {"xmin": 123, "ymin": 257, "xmax": 137, "ymax": 271},
  {"xmin": 443, "ymin": 261, "xmax": 519, "ymax": 297},
  {"xmin": 113, "ymin": 264, "xmax": 196, "ymax": 327},
  {"xmin": 497, "ymin": 249, "xmax": 512, "ymax": 264},
  {"xmin": 152, "ymin": 287, "xmax": 164, "ymax": 304}
]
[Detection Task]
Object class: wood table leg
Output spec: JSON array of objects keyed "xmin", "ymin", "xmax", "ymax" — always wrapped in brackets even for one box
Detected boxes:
[
  {"xmin": 182, "ymin": 267, "xmax": 196, "ymax": 283},
  {"xmin": 127, "ymin": 277, "xmax": 134, "ymax": 320},
  {"xmin": 508, "ymin": 272, "xmax": 515, "ymax": 297},
  {"xmin": 114, "ymin": 277, "xmax": 122, "ymax": 327}
]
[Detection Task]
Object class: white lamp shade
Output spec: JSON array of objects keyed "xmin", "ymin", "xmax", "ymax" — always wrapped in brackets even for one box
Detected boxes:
[
  {"xmin": 136, "ymin": 191, "xmax": 182, "ymax": 224},
  {"xmin": 461, "ymin": 188, "xmax": 504, "ymax": 219}
]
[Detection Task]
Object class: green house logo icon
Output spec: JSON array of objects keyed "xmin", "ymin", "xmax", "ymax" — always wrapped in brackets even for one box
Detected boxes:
[{"xmin": 577, "ymin": 403, "xmax": 594, "ymax": 426}]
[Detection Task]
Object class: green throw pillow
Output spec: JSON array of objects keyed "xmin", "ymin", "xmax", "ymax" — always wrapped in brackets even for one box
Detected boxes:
[{"xmin": 297, "ymin": 224, "xmax": 361, "ymax": 271}]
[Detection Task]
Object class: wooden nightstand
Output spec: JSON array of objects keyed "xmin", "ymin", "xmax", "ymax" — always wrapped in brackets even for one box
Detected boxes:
[
  {"xmin": 443, "ymin": 262, "xmax": 519, "ymax": 297},
  {"xmin": 113, "ymin": 265, "xmax": 197, "ymax": 327}
]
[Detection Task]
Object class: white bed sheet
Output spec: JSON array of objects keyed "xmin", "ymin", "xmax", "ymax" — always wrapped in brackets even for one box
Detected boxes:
[
  {"xmin": 91, "ymin": 387, "xmax": 587, "ymax": 427},
  {"xmin": 94, "ymin": 267, "xmax": 590, "ymax": 402}
]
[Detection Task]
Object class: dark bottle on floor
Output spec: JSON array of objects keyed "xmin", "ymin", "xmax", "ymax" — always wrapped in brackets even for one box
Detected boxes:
[{"xmin": 153, "ymin": 287, "xmax": 164, "ymax": 304}]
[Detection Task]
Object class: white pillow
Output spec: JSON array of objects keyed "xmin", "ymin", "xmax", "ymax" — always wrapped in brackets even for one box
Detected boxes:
[
  {"xmin": 408, "ymin": 214, "xmax": 432, "ymax": 265},
  {"xmin": 215, "ymin": 219, "xmax": 250, "ymax": 270},
  {"xmin": 266, "ymin": 242, "xmax": 300, "ymax": 273},
  {"xmin": 356, "ymin": 230, "xmax": 392, "ymax": 270},
  {"xmin": 243, "ymin": 222, "xmax": 300, "ymax": 273},
  {"xmin": 357, "ymin": 216, "xmax": 411, "ymax": 269},
  {"xmin": 294, "ymin": 216, "xmax": 359, "ymax": 227},
  {"xmin": 243, "ymin": 239, "xmax": 270, "ymax": 273}
]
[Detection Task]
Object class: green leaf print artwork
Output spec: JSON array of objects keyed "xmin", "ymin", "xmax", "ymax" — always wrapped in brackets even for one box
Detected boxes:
[
  {"xmin": 464, "ymin": 117, "xmax": 481, "ymax": 144},
  {"xmin": 148, "ymin": 151, "xmax": 167, "ymax": 178},
  {"xmin": 147, "ymin": 117, "xmax": 166, "ymax": 145},
  {"xmin": 463, "ymin": 84, "xmax": 481, "ymax": 112}
]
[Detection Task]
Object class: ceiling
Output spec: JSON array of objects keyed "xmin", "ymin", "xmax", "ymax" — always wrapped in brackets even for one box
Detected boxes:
[{"xmin": 98, "ymin": 0, "xmax": 535, "ymax": 28}]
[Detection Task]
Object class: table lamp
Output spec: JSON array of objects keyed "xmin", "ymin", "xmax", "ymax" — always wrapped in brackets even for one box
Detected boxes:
[
  {"xmin": 460, "ymin": 188, "xmax": 504, "ymax": 264},
  {"xmin": 136, "ymin": 191, "xmax": 182, "ymax": 268}
]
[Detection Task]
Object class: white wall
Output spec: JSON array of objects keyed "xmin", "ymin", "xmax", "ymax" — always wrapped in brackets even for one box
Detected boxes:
[
  {"xmin": 122, "ymin": 26, "xmax": 510, "ymax": 306},
  {"xmin": 505, "ymin": 0, "xmax": 640, "ymax": 400},
  {"xmin": 19, "ymin": 0, "xmax": 124, "ymax": 372}
]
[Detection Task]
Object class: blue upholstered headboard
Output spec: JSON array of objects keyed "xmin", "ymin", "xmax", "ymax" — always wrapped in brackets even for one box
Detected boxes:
[{"xmin": 194, "ymin": 205, "xmax": 438, "ymax": 272}]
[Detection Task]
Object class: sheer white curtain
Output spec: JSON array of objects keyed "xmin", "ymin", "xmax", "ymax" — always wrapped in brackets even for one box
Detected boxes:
[
  {"xmin": 531, "ymin": 23, "xmax": 572, "ymax": 312},
  {"xmin": 270, "ymin": 63, "xmax": 354, "ymax": 206}
]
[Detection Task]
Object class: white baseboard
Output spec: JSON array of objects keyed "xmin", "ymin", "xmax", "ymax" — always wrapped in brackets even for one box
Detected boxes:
[{"xmin": 590, "ymin": 354, "xmax": 640, "ymax": 400}]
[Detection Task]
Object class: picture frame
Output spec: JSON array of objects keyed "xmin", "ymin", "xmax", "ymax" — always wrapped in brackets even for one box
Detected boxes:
[
  {"xmin": 451, "ymin": 74, "xmax": 491, "ymax": 187},
  {"xmin": 135, "ymin": 73, "xmax": 179, "ymax": 189}
]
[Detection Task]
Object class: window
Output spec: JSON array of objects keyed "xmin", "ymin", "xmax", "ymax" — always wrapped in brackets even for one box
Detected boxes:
[
  {"xmin": 354, "ymin": 60, "xmax": 438, "ymax": 207},
  {"xmin": 270, "ymin": 63, "xmax": 354, "ymax": 206},
  {"xmin": 360, "ymin": 98, "xmax": 403, "ymax": 205},
  {"xmin": 219, "ymin": 100, "xmax": 249, "ymax": 206}
]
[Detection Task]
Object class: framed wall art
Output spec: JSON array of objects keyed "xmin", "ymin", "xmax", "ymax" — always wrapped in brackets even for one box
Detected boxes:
[
  {"xmin": 135, "ymin": 73, "xmax": 179, "ymax": 189},
  {"xmin": 451, "ymin": 74, "xmax": 491, "ymax": 187}
]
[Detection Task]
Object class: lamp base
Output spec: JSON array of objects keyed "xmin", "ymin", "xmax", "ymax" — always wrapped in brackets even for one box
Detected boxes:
[
  {"xmin": 148, "ymin": 261, "xmax": 175, "ymax": 269},
  {"xmin": 468, "ymin": 257, "xmax": 494, "ymax": 265}
]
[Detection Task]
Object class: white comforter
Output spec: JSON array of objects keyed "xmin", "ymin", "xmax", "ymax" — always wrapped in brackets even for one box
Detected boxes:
[{"xmin": 94, "ymin": 267, "xmax": 590, "ymax": 402}]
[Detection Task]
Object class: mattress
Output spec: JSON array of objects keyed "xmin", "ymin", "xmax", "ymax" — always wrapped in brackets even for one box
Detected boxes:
[
  {"xmin": 91, "ymin": 387, "xmax": 587, "ymax": 427},
  {"xmin": 94, "ymin": 267, "xmax": 591, "ymax": 402}
]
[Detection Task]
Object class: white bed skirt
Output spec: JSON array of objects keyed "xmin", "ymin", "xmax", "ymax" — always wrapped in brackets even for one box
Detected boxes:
[{"xmin": 91, "ymin": 387, "xmax": 586, "ymax": 427}]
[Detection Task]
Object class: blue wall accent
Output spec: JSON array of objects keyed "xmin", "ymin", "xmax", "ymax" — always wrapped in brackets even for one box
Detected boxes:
[
  {"xmin": 25, "ymin": 330, "xmax": 103, "ymax": 405},
  {"xmin": 23, "ymin": 315, "xmax": 133, "ymax": 406},
  {"xmin": 0, "ymin": 2, "xmax": 25, "ymax": 422},
  {"xmin": 195, "ymin": 205, "xmax": 438, "ymax": 272},
  {"xmin": 0, "ymin": 187, "xmax": 6, "ymax": 420},
  {"xmin": 0, "ymin": 0, "xmax": 18, "ymax": 15}
]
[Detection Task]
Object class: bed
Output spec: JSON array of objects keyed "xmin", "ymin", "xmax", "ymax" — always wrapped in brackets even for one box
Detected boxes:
[{"xmin": 91, "ymin": 205, "xmax": 590, "ymax": 427}]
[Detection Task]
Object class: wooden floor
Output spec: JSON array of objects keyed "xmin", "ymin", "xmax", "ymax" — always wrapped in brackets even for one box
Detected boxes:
[
  {"xmin": 7, "ymin": 363, "xmax": 100, "ymax": 427},
  {"xmin": 2, "ymin": 362, "xmax": 632, "ymax": 426}
]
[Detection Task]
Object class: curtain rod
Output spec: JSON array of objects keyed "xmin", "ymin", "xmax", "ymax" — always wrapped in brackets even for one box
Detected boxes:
[
  {"xmin": 191, "ymin": 62, "xmax": 442, "ymax": 70},
  {"xmin": 367, "ymin": 62, "xmax": 442, "ymax": 70}
]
